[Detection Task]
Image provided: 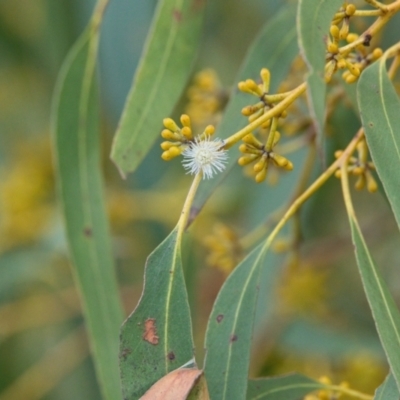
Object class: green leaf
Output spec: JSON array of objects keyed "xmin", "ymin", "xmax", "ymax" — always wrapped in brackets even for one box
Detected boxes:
[
  {"xmin": 189, "ymin": 5, "xmax": 299, "ymax": 221},
  {"xmin": 374, "ymin": 373, "xmax": 400, "ymax": 400},
  {"xmin": 51, "ymin": 4, "xmax": 124, "ymax": 400},
  {"xmin": 111, "ymin": 0, "xmax": 205, "ymax": 177},
  {"xmin": 204, "ymin": 241, "xmax": 278, "ymax": 400},
  {"xmin": 348, "ymin": 215, "xmax": 400, "ymax": 390},
  {"xmin": 119, "ymin": 228, "xmax": 194, "ymax": 399},
  {"xmin": 247, "ymin": 373, "xmax": 324, "ymax": 400},
  {"xmin": 297, "ymin": 0, "xmax": 342, "ymax": 143},
  {"xmin": 357, "ymin": 58, "xmax": 400, "ymax": 230}
]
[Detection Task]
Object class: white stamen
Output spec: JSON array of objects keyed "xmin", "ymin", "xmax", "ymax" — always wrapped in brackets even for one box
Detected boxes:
[{"xmin": 182, "ymin": 136, "xmax": 228, "ymax": 179}]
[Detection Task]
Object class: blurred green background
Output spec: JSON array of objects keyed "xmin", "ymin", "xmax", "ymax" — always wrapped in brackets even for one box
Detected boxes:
[{"xmin": 0, "ymin": 0, "xmax": 399, "ymax": 398}]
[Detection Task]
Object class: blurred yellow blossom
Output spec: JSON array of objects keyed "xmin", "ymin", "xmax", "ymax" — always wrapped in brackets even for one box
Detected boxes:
[{"xmin": 0, "ymin": 138, "xmax": 54, "ymax": 250}]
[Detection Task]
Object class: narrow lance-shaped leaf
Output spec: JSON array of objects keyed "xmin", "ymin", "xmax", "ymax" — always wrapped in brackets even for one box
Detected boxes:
[
  {"xmin": 111, "ymin": 0, "xmax": 206, "ymax": 177},
  {"xmin": 347, "ymin": 215, "xmax": 400, "ymax": 390},
  {"xmin": 51, "ymin": 2, "xmax": 124, "ymax": 399},
  {"xmin": 374, "ymin": 373, "xmax": 400, "ymax": 400},
  {"xmin": 204, "ymin": 241, "xmax": 276, "ymax": 400},
  {"xmin": 297, "ymin": 0, "xmax": 342, "ymax": 146},
  {"xmin": 190, "ymin": 5, "xmax": 299, "ymax": 222},
  {"xmin": 357, "ymin": 56, "xmax": 400, "ymax": 230},
  {"xmin": 120, "ymin": 227, "xmax": 194, "ymax": 399},
  {"xmin": 247, "ymin": 373, "xmax": 325, "ymax": 400}
]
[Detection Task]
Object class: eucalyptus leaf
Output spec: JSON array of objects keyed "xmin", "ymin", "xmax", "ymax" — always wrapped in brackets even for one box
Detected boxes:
[
  {"xmin": 190, "ymin": 5, "xmax": 299, "ymax": 223},
  {"xmin": 51, "ymin": 5, "xmax": 124, "ymax": 399},
  {"xmin": 247, "ymin": 373, "xmax": 324, "ymax": 400},
  {"xmin": 374, "ymin": 373, "xmax": 400, "ymax": 400},
  {"xmin": 348, "ymin": 216, "xmax": 400, "ymax": 390},
  {"xmin": 119, "ymin": 228, "xmax": 194, "ymax": 399},
  {"xmin": 111, "ymin": 0, "xmax": 205, "ymax": 177},
  {"xmin": 357, "ymin": 57, "xmax": 400, "ymax": 230},
  {"xmin": 204, "ymin": 242, "xmax": 279, "ymax": 400},
  {"xmin": 297, "ymin": 0, "xmax": 343, "ymax": 145}
]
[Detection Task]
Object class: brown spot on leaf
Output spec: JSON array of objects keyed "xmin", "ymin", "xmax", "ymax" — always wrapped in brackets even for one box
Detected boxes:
[
  {"xmin": 143, "ymin": 318, "xmax": 159, "ymax": 345},
  {"xmin": 173, "ymin": 9, "xmax": 182, "ymax": 22},
  {"xmin": 167, "ymin": 351, "xmax": 175, "ymax": 361},
  {"xmin": 230, "ymin": 334, "xmax": 238, "ymax": 342},
  {"xmin": 369, "ymin": 122, "xmax": 374, "ymax": 127},
  {"xmin": 83, "ymin": 227, "xmax": 92, "ymax": 237},
  {"xmin": 216, "ymin": 314, "xmax": 224, "ymax": 323}
]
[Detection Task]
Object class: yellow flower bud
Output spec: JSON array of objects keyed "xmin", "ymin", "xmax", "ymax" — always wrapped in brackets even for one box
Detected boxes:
[
  {"xmin": 272, "ymin": 153, "xmax": 293, "ymax": 170},
  {"xmin": 324, "ymin": 60, "xmax": 336, "ymax": 83},
  {"xmin": 161, "ymin": 129, "xmax": 179, "ymax": 140},
  {"xmin": 253, "ymin": 156, "xmax": 267, "ymax": 172},
  {"xmin": 260, "ymin": 68, "xmax": 270, "ymax": 92},
  {"xmin": 339, "ymin": 20, "xmax": 350, "ymax": 40},
  {"xmin": 238, "ymin": 81, "xmax": 250, "ymax": 93},
  {"xmin": 204, "ymin": 125, "xmax": 215, "ymax": 136},
  {"xmin": 355, "ymin": 175, "xmax": 365, "ymax": 190},
  {"xmin": 346, "ymin": 4, "xmax": 356, "ymax": 16},
  {"xmin": 347, "ymin": 62, "xmax": 360, "ymax": 77},
  {"xmin": 345, "ymin": 73, "xmax": 358, "ymax": 84},
  {"xmin": 163, "ymin": 118, "xmax": 179, "ymax": 131},
  {"xmin": 335, "ymin": 170, "xmax": 342, "ymax": 178},
  {"xmin": 366, "ymin": 171, "xmax": 378, "ymax": 192},
  {"xmin": 246, "ymin": 79, "xmax": 263, "ymax": 96},
  {"xmin": 242, "ymin": 133, "xmax": 263, "ymax": 148},
  {"xmin": 327, "ymin": 42, "xmax": 339, "ymax": 54},
  {"xmin": 352, "ymin": 166, "xmax": 363, "ymax": 175},
  {"xmin": 330, "ymin": 24, "xmax": 340, "ymax": 39},
  {"xmin": 180, "ymin": 114, "xmax": 191, "ymax": 127},
  {"xmin": 346, "ymin": 33, "xmax": 359, "ymax": 43},
  {"xmin": 161, "ymin": 150, "xmax": 175, "ymax": 161},
  {"xmin": 168, "ymin": 146, "xmax": 181, "ymax": 158},
  {"xmin": 337, "ymin": 59, "xmax": 346, "ymax": 69},
  {"xmin": 181, "ymin": 126, "xmax": 192, "ymax": 139},
  {"xmin": 272, "ymin": 131, "xmax": 281, "ymax": 147},
  {"xmin": 372, "ymin": 48, "xmax": 383, "ymax": 60},
  {"xmin": 160, "ymin": 141, "xmax": 175, "ymax": 150},
  {"xmin": 238, "ymin": 154, "xmax": 259, "ymax": 166},
  {"xmin": 255, "ymin": 168, "xmax": 267, "ymax": 183}
]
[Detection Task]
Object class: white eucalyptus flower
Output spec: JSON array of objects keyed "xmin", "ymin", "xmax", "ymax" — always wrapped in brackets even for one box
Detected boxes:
[{"xmin": 182, "ymin": 136, "xmax": 228, "ymax": 179}]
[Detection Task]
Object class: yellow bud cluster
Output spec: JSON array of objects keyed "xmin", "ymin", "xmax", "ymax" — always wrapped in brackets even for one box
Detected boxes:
[
  {"xmin": 185, "ymin": 68, "xmax": 227, "ymax": 127},
  {"xmin": 341, "ymin": 44, "xmax": 383, "ymax": 84},
  {"xmin": 238, "ymin": 68, "xmax": 290, "ymax": 127},
  {"xmin": 203, "ymin": 223, "xmax": 242, "ymax": 275},
  {"xmin": 334, "ymin": 141, "xmax": 378, "ymax": 192},
  {"xmin": 326, "ymin": 3, "xmax": 385, "ymax": 85},
  {"xmin": 160, "ymin": 114, "xmax": 194, "ymax": 161},
  {"xmin": 238, "ymin": 131, "xmax": 293, "ymax": 183},
  {"xmin": 331, "ymin": 3, "xmax": 356, "ymax": 40}
]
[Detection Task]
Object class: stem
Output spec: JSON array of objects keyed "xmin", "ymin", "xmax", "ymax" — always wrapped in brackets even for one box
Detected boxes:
[
  {"xmin": 388, "ymin": 54, "xmax": 400, "ymax": 79},
  {"xmin": 239, "ymin": 138, "xmax": 316, "ymax": 251},
  {"xmin": 326, "ymin": 384, "xmax": 373, "ymax": 400},
  {"xmin": 353, "ymin": 9, "xmax": 383, "ymax": 17},
  {"xmin": 260, "ymin": 129, "xmax": 363, "ymax": 252},
  {"xmin": 265, "ymin": 117, "xmax": 279, "ymax": 151},
  {"xmin": 339, "ymin": 0, "xmax": 400, "ymax": 56},
  {"xmin": 340, "ymin": 144, "xmax": 356, "ymax": 219},
  {"xmin": 224, "ymin": 83, "xmax": 307, "ymax": 149},
  {"xmin": 384, "ymin": 41, "xmax": 400, "ymax": 61},
  {"xmin": 177, "ymin": 172, "xmax": 203, "ymax": 240}
]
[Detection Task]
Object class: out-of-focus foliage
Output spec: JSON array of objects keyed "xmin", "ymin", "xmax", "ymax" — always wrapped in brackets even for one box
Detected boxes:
[{"xmin": 2, "ymin": 0, "xmax": 400, "ymax": 399}]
